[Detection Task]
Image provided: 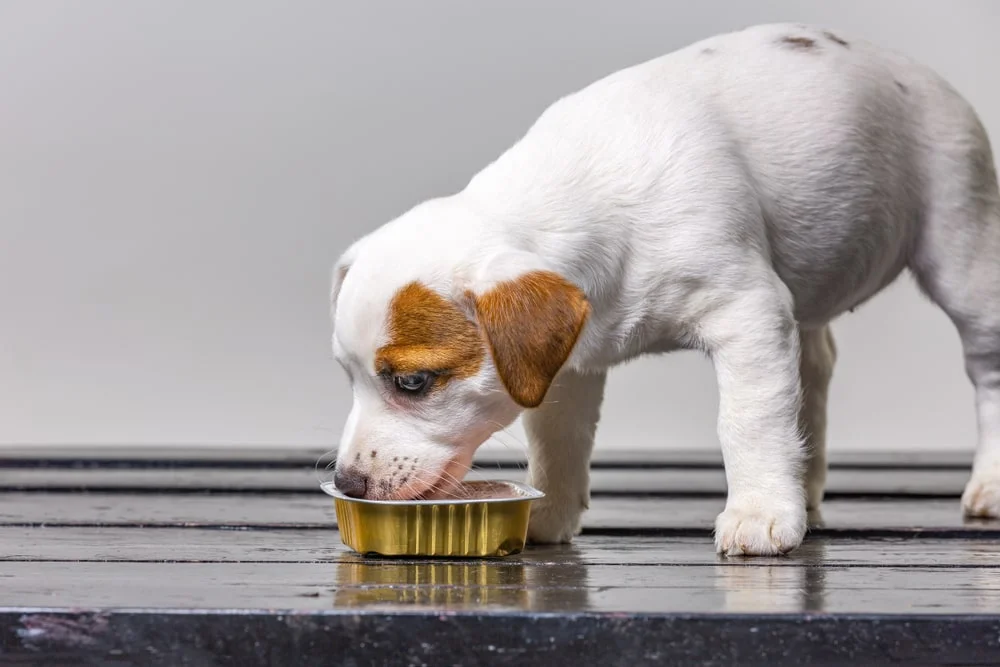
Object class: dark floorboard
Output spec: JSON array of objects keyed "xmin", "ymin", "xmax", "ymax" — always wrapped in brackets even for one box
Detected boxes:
[
  {"xmin": 0, "ymin": 466, "xmax": 973, "ymax": 497},
  {"xmin": 0, "ymin": 492, "xmax": 993, "ymax": 537},
  {"xmin": 0, "ymin": 445, "xmax": 977, "ymax": 468},
  {"xmin": 3, "ymin": 529, "xmax": 999, "ymax": 567},
  {"xmin": 0, "ymin": 447, "xmax": 997, "ymax": 665},
  {"xmin": 2, "ymin": 560, "xmax": 1000, "ymax": 615}
]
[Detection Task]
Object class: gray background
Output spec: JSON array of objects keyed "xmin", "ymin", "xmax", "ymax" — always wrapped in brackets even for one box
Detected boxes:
[{"xmin": 2, "ymin": 1, "xmax": 999, "ymax": 455}]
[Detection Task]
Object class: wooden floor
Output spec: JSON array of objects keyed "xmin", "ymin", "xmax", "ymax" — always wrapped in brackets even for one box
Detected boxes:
[{"xmin": 1, "ymin": 447, "xmax": 999, "ymax": 666}]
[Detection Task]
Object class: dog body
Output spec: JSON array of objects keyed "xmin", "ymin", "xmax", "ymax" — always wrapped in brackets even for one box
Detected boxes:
[{"xmin": 330, "ymin": 24, "xmax": 1000, "ymax": 556}]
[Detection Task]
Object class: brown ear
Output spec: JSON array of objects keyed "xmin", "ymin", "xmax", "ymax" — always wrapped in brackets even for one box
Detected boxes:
[{"xmin": 472, "ymin": 271, "xmax": 590, "ymax": 408}]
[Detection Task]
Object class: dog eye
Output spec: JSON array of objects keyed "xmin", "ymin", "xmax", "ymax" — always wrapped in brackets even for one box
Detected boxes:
[{"xmin": 393, "ymin": 371, "xmax": 433, "ymax": 395}]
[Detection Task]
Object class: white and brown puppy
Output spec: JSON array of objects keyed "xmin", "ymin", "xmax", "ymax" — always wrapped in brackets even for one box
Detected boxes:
[{"xmin": 329, "ymin": 23, "xmax": 1000, "ymax": 556}]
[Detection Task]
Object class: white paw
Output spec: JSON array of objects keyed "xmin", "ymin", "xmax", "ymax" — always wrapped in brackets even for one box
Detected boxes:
[
  {"xmin": 526, "ymin": 497, "xmax": 585, "ymax": 544},
  {"xmin": 714, "ymin": 496, "xmax": 807, "ymax": 557},
  {"xmin": 962, "ymin": 476, "xmax": 1000, "ymax": 518}
]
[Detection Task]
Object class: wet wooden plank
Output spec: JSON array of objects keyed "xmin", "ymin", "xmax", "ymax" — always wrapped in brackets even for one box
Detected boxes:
[
  {"xmin": 0, "ymin": 493, "xmax": 993, "ymax": 536},
  {"xmin": 1, "ymin": 561, "xmax": 1000, "ymax": 615},
  {"xmin": 3, "ymin": 611, "xmax": 998, "ymax": 667},
  {"xmin": 0, "ymin": 610, "xmax": 1000, "ymax": 667},
  {"xmin": 0, "ymin": 446, "xmax": 975, "ymax": 469},
  {"xmin": 0, "ymin": 466, "xmax": 972, "ymax": 496},
  {"xmin": 586, "ymin": 497, "xmax": 999, "ymax": 537},
  {"xmin": 0, "ymin": 448, "xmax": 993, "ymax": 666},
  {"xmin": 3, "ymin": 528, "xmax": 1000, "ymax": 567}
]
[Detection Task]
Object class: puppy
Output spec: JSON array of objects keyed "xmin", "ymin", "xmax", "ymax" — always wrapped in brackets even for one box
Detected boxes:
[{"xmin": 329, "ymin": 23, "xmax": 1000, "ymax": 556}]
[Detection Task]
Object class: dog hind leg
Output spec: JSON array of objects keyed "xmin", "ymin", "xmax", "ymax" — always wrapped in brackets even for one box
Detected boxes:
[
  {"xmin": 909, "ymin": 116, "xmax": 1000, "ymax": 518},
  {"xmin": 799, "ymin": 326, "xmax": 836, "ymax": 511}
]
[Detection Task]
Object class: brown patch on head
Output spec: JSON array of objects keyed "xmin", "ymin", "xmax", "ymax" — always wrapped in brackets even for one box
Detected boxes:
[
  {"xmin": 471, "ymin": 271, "xmax": 589, "ymax": 408},
  {"xmin": 823, "ymin": 31, "xmax": 849, "ymax": 47},
  {"xmin": 376, "ymin": 282, "xmax": 484, "ymax": 388},
  {"xmin": 780, "ymin": 36, "xmax": 817, "ymax": 50}
]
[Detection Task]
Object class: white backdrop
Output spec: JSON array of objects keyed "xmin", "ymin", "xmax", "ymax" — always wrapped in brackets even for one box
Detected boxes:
[{"xmin": 2, "ymin": 1, "xmax": 998, "ymax": 455}]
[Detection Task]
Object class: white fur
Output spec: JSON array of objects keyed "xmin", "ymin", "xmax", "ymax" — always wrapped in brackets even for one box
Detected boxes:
[{"xmin": 330, "ymin": 24, "xmax": 1000, "ymax": 556}]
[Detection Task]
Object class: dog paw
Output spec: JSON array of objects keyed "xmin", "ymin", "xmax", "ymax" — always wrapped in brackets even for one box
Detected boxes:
[
  {"xmin": 526, "ymin": 497, "xmax": 584, "ymax": 544},
  {"xmin": 962, "ymin": 476, "xmax": 1000, "ymax": 518},
  {"xmin": 714, "ymin": 497, "xmax": 806, "ymax": 557}
]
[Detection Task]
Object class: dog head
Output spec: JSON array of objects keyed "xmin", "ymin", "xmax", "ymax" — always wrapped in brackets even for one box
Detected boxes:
[{"xmin": 329, "ymin": 198, "xmax": 590, "ymax": 500}]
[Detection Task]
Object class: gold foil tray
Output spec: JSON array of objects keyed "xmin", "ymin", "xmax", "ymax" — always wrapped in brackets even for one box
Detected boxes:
[{"xmin": 321, "ymin": 480, "xmax": 544, "ymax": 558}]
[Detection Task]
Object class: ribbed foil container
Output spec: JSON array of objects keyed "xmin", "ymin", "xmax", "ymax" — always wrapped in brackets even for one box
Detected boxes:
[{"xmin": 321, "ymin": 480, "xmax": 544, "ymax": 558}]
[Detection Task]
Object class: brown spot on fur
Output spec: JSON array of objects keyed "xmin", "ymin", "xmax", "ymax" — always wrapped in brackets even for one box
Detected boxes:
[
  {"xmin": 369, "ymin": 450, "xmax": 376, "ymax": 458},
  {"xmin": 780, "ymin": 36, "xmax": 817, "ymax": 50},
  {"xmin": 823, "ymin": 31, "xmax": 848, "ymax": 47},
  {"xmin": 471, "ymin": 271, "xmax": 589, "ymax": 408},
  {"xmin": 354, "ymin": 452, "xmax": 360, "ymax": 462},
  {"xmin": 377, "ymin": 282, "xmax": 484, "ymax": 388}
]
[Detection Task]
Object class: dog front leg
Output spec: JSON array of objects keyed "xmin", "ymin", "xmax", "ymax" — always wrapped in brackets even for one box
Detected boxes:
[
  {"xmin": 523, "ymin": 368, "xmax": 606, "ymax": 544},
  {"xmin": 703, "ymin": 285, "xmax": 808, "ymax": 556}
]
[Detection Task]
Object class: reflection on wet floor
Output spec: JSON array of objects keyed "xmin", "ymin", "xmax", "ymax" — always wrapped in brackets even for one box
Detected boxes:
[{"xmin": 328, "ymin": 536, "xmax": 1000, "ymax": 615}]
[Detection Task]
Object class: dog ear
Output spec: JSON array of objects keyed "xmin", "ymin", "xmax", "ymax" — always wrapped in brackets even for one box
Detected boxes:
[
  {"xmin": 471, "ymin": 271, "xmax": 590, "ymax": 408},
  {"xmin": 330, "ymin": 241, "xmax": 361, "ymax": 325}
]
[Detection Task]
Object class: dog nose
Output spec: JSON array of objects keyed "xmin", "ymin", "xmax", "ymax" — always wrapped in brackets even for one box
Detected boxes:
[{"xmin": 334, "ymin": 467, "xmax": 369, "ymax": 498}]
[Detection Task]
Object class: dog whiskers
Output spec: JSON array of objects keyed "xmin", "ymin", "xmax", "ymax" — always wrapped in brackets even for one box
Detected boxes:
[
  {"xmin": 484, "ymin": 420, "xmax": 529, "ymax": 468},
  {"xmin": 481, "ymin": 388, "xmax": 560, "ymax": 407},
  {"xmin": 313, "ymin": 447, "xmax": 340, "ymax": 485},
  {"xmin": 401, "ymin": 464, "xmax": 471, "ymax": 500}
]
